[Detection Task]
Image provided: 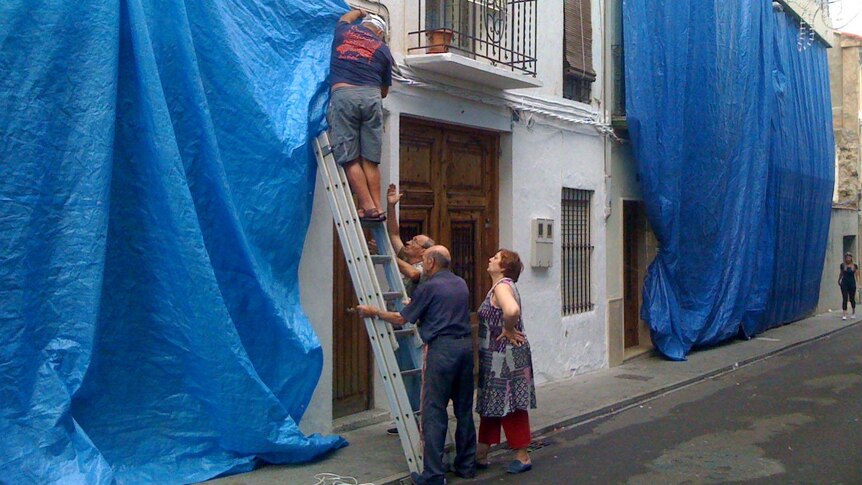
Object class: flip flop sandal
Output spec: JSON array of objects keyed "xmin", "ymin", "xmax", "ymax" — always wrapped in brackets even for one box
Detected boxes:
[{"xmin": 359, "ymin": 208, "xmax": 386, "ymax": 221}]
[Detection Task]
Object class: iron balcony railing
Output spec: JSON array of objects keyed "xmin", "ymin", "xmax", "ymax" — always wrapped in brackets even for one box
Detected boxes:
[{"xmin": 408, "ymin": 0, "xmax": 538, "ymax": 76}]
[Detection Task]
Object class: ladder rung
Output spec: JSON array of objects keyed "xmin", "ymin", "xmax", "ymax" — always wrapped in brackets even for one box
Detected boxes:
[
  {"xmin": 360, "ymin": 218, "xmax": 386, "ymax": 228},
  {"xmin": 400, "ymin": 368, "xmax": 422, "ymax": 378},
  {"xmin": 393, "ymin": 328, "xmax": 415, "ymax": 338},
  {"xmin": 371, "ymin": 255, "xmax": 392, "ymax": 265},
  {"xmin": 382, "ymin": 292, "xmax": 401, "ymax": 301}
]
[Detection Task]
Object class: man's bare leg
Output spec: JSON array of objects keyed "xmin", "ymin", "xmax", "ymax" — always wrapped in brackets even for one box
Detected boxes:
[
  {"xmin": 361, "ymin": 159, "xmax": 382, "ymax": 211},
  {"xmin": 344, "ymin": 160, "xmax": 375, "ymax": 213}
]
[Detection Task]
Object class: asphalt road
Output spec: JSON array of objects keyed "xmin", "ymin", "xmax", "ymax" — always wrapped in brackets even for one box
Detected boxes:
[{"xmin": 459, "ymin": 323, "xmax": 862, "ymax": 484}]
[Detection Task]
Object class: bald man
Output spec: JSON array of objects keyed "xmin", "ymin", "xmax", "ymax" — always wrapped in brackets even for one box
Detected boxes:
[{"xmin": 357, "ymin": 246, "xmax": 476, "ymax": 484}]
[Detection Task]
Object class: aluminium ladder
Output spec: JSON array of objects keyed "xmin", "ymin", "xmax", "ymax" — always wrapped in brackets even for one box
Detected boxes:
[{"xmin": 313, "ymin": 131, "xmax": 426, "ymax": 474}]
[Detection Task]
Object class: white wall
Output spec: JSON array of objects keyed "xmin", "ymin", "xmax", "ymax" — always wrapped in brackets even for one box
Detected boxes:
[
  {"xmin": 507, "ymin": 122, "xmax": 608, "ymax": 382},
  {"xmin": 298, "ymin": 176, "xmax": 334, "ymax": 435}
]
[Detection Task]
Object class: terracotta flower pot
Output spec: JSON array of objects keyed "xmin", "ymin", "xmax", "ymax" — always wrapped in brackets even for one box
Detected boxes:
[{"xmin": 426, "ymin": 29, "xmax": 454, "ymax": 54}]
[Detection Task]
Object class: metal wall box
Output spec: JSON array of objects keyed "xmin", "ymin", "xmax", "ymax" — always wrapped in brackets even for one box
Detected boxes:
[{"xmin": 531, "ymin": 218, "xmax": 554, "ymax": 267}]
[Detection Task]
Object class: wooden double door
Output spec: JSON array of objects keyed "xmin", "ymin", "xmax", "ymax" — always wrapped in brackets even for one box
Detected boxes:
[{"xmin": 332, "ymin": 118, "xmax": 499, "ymax": 418}]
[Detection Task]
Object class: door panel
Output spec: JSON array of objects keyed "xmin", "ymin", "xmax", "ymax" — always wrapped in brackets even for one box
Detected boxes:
[
  {"xmin": 443, "ymin": 132, "xmax": 491, "ymax": 200},
  {"xmin": 444, "ymin": 135, "xmax": 485, "ymax": 192},
  {"xmin": 450, "ymin": 219, "xmax": 478, "ymax": 307},
  {"xmin": 400, "ymin": 130, "xmax": 439, "ymax": 188},
  {"xmin": 332, "ymin": 234, "xmax": 372, "ymax": 418}
]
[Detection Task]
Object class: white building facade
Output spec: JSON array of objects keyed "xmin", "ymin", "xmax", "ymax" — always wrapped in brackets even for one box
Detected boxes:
[{"xmin": 299, "ymin": 0, "xmax": 612, "ymax": 433}]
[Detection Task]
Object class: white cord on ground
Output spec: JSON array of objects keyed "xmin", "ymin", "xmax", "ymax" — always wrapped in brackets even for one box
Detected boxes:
[{"xmin": 313, "ymin": 472, "xmax": 375, "ymax": 485}]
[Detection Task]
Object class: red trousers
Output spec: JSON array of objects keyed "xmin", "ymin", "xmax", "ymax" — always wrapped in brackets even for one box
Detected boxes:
[{"xmin": 477, "ymin": 409, "xmax": 531, "ymax": 449}]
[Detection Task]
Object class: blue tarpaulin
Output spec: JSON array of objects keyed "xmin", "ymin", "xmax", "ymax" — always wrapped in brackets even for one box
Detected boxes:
[
  {"xmin": 624, "ymin": 1, "xmax": 835, "ymax": 360},
  {"xmin": 0, "ymin": 1, "xmax": 349, "ymax": 483}
]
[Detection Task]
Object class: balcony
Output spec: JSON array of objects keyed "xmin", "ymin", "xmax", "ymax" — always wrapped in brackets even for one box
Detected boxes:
[{"xmin": 406, "ymin": 0, "xmax": 542, "ymax": 90}]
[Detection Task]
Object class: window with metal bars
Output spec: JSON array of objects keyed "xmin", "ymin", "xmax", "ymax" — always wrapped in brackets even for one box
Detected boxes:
[{"xmin": 561, "ymin": 188, "xmax": 594, "ymax": 315}]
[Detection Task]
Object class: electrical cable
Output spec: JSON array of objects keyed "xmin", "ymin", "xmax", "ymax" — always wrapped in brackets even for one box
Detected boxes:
[
  {"xmin": 312, "ymin": 472, "xmax": 375, "ymax": 485},
  {"xmin": 392, "ymin": 64, "xmax": 617, "ymax": 139}
]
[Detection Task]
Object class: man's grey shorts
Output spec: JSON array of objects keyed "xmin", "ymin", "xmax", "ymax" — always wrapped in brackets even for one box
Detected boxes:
[{"xmin": 327, "ymin": 86, "xmax": 383, "ymax": 165}]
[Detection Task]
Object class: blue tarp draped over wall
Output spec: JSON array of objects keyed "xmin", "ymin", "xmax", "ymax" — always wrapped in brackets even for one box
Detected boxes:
[
  {"xmin": 624, "ymin": 1, "xmax": 835, "ymax": 360},
  {"xmin": 0, "ymin": 1, "xmax": 349, "ymax": 483}
]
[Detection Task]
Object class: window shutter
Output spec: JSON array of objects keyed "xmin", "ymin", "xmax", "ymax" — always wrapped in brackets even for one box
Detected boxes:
[{"xmin": 564, "ymin": 0, "xmax": 595, "ymax": 80}]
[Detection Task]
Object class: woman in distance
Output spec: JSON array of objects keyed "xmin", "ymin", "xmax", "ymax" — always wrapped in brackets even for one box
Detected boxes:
[{"xmin": 839, "ymin": 252, "xmax": 859, "ymax": 320}]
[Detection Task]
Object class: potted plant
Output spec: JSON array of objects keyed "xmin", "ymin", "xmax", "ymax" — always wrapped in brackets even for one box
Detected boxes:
[{"xmin": 426, "ymin": 28, "xmax": 454, "ymax": 54}]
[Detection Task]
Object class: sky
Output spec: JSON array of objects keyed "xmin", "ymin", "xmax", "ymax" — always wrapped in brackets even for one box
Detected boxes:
[{"xmin": 831, "ymin": 0, "xmax": 862, "ymax": 36}]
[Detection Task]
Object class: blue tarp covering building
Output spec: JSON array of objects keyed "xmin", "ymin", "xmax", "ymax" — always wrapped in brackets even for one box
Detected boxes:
[
  {"xmin": 624, "ymin": 1, "xmax": 835, "ymax": 360},
  {"xmin": 0, "ymin": 1, "xmax": 349, "ymax": 483}
]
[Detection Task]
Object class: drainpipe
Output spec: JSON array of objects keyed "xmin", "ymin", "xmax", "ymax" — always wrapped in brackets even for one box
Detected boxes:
[{"xmin": 602, "ymin": 0, "xmax": 612, "ymax": 221}]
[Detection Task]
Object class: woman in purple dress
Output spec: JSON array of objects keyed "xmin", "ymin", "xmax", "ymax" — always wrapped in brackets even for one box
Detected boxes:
[{"xmin": 475, "ymin": 249, "xmax": 537, "ymax": 474}]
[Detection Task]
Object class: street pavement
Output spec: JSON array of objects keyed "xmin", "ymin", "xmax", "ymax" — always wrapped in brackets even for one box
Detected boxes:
[
  {"xmin": 458, "ymin": 323, "xmax": 862, "ymax": 484},
  {"xmin": 206, "ymin": 312, "xmax": 860, "ymax": 485}
]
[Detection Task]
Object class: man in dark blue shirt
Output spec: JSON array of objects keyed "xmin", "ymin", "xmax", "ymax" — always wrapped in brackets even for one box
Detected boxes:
[
  {"xmin": 357, "ymin": 246, "xmax": 477, "ymax": 485},
  {"xmin": 328, "ymin": 9, "xmax": 394, "ymax": 222}
]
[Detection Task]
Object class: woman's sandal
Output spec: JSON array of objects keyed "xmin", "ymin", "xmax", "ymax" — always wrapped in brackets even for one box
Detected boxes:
[
  {"xmin": 358, "ymin": 207, "xmax": 386, "ymax": 222},
  {"xmin": 506, "ymin": 460, "xmax": 532, "ymax": 474}
]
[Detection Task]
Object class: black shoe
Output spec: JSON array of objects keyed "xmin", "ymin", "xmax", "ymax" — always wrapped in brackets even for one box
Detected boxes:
[
  {"xmin": 454, "ymin": 470, "xmax": 476, "ymax": 479},
  {"xmin": 387, "ymin": 426, "xmax": 399, "ymax": 435},
  {"xmin": 411, "ymin": 471, "xmax": 447, "ymax": 484}
]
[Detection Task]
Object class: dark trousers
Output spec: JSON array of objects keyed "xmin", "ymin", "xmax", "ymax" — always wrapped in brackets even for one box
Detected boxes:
[
  {"xmin": 418, "ymin": 336, "xmax": 476, "ymax": 485},
  {"xmin": 842, "ymin": 285, "xmax": 856, "ymax": 311}
]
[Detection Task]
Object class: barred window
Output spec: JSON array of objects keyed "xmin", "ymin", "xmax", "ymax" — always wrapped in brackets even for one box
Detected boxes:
[{"xmin": 561, "ymin": 188, "xmax": 594, "ymax": 315}]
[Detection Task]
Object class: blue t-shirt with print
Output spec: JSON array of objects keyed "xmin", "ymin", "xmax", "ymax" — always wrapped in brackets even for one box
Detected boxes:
[{"xmin": 329, "ymin": 22, "xmax": 394, "ymax": 87}]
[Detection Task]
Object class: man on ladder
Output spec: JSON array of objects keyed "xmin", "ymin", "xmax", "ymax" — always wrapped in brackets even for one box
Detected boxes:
[
  {"xmin": 358, "ymin": 246, "xmax": 477, "ymax": 485},
  {"xmin": 323, "ymin": 8, "xmax": 467, "ymax": 481},
  {"xmin": 327, "ymin": 8, "xmax": 393, "ymax": 221}
]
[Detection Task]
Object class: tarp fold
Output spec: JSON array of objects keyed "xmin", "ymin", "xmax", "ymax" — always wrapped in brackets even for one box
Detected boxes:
[
  {"xmin": 1, "ymin": 1, "xmax": 349, "ymax": 482},
  {"xmin": 624, "ymin": 1, "xmax": 835, "ymax": 360}
]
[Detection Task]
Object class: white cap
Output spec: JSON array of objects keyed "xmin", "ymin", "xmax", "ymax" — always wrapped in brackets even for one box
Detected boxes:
[{"xmin": 362, "ymin": 14, "xmax": 387, "ymax": 38}]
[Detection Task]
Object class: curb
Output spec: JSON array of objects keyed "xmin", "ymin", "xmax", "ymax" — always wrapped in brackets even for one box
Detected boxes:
[
  {"xmin": 527, "ymin": 318, "xmax": 862, "ymax": 439},
  {"xmin": 381, "ymin": 317, "xmax": 862, "ymax": 485}
]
